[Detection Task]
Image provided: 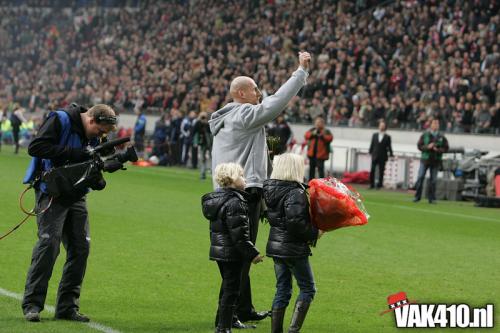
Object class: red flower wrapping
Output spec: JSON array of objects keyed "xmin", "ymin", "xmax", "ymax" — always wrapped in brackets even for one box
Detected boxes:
[{"xmin": 308, "ymin": 178, "xmax": 369, "ymax": 231}]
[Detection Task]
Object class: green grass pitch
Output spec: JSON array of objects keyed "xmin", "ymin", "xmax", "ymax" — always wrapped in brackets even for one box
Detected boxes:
[{"xmin": 0, "ymin": 146, "xmax": 499, "ymax": 333}]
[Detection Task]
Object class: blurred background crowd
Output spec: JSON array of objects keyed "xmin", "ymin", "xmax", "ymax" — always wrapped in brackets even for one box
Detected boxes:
[{"xmin": 0, "ymin": 0, "xmax": 499, "ymax": 160}]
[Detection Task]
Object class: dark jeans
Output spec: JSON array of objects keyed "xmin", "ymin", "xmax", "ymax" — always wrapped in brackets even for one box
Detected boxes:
[
  {"xmin": 272, "ymin": 257, "xmax": 316, "ymax": 309},
  {"xmin": 181, "ymin": 141, "xmax": 191, "ymax": 165},
  {"xmin": 217, "ymin": 261, "xmax": 244, "ymax": 308},
  {"xmin": 370, "ymin": 158, "xmax": 386, "ymax": 188},
  {"xmin": 134, "ymin": 135, "xmax": 144, "ymax": 157},
  {"xmin": 22, "ymin": 191, "xmax": 90, "ymax": 316},
  {"xmin": 414, "ymin": 161, "xmax": 438, "ymax": 201},
  {"xmin": 199, "ymin": 147, "xmax": 211, "ymax": 179},
  {"xmin": 236, "ymin": 187, "xmax": 262, "ymax": 318},
  {"xmin": 308, "ymin": 157, "xmax": 325, "ymax": 180}
]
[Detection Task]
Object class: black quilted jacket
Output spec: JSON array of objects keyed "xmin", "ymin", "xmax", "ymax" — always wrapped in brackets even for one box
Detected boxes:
[
  {"xmin": 263, "ymin": 179, "xmax": 318, "ymax": 258},
  {"xmin": 201, "ymin": 188, "xmax": 259, "ymax": 262}
]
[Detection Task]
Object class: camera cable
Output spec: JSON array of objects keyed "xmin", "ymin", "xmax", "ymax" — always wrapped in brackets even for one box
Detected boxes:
[{"xmin": 0, "ymin": 185, "xmax": 53, "ymax": 241}]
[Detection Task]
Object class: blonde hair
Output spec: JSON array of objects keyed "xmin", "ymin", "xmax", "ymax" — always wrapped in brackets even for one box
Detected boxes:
[
  {"xmin": 270, "ymin": 153, "xmax": 305, "ymax": 182},
  {"xmin": 214, "ymin": 163, "xmax": 244, "ymax": 188}
]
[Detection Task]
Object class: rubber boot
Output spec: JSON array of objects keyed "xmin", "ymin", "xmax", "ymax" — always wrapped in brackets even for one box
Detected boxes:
[
  {"xmin": 287, "ymin": 301, "xmax": 311, "ymax": 333},
  {"xmin": 271, "ymin": 308, "xmax": 286, "ymax": 333}
]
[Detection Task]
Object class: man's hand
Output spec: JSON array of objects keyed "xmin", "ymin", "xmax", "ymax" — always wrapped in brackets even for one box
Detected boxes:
[
  {"xmin": 299, "ymin": 51, "xmax": 311, "ymax": 71},
  {"xmin": 427, "ymin": 142, "xmax": 435, "ymax": 150},
  {"xmin": 252, "ymin": 255, "xmax": 264, "ymax": 264},
  {"xmin": 318, "ymin": 229, "xmax": 326, "ymax": 239}
]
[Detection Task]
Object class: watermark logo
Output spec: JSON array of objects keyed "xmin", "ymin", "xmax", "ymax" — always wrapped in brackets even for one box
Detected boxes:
[{"xmin": 381, "ymin": 291, "xmax": 494, "ymax": 328}]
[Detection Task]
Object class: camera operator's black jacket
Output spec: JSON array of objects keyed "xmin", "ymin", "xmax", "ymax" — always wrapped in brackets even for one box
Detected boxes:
[
  {"xmin": 27, "ymin": 104, "xmax": 101, "ymax": 204},
  {"xmin": 29, "ymin": 104, "xmax": 90, "ymax": 168},
  {"xmin": 263, "ymin": 179, "xmax": 318, "ymax": 258},
  {"xmin": 201, "ymin": 188, "xmax": 259, "ymax": 262}
]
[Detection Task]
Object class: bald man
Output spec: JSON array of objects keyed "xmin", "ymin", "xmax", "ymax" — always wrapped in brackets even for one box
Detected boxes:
[{"xmin": 210, "ymin": 52, "xmax": 310, "ymax": 330}]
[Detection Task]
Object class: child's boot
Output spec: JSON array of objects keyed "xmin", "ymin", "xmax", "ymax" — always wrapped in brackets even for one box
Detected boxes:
[
  {"xmin": 287, "ymin": 301, "xmax": 311, "ymax": 333},
  {"xmin": 271, "ymin": 307, "xmax": 286, "ymax": 333}
]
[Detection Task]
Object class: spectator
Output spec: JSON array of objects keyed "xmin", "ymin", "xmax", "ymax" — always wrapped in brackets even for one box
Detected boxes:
[
  {"xmin": 133, "ymin": 108, "xmax": 146, "ymax": 159},
  {"xmin": 0, "ymin": 1, "xmax": 498, "ymax": 135},
  {"xmin": 168, "ymin": 109, "xmax": 182, "ymax": 165},
  {"xmin": 413, "ymin": 119, "xmax": 449, "ymax": 204},
  {"xmin": 0, "ymin": 108, "xmax": 5, "ymax": 152},
  {"xmin": 151, "ymin": 114, "xmax": 171, "ymax": 166},
  {"xmin": 474, "ymin": 102, "xmax": 492, "ymax": 134},
  {"xmin": 491, "ymin": 104, "xmax": 500, "ymax": 135},
  {"xmin": 10, "ymin": 107, "xmax": 28, "ymax": 154},
  {"xmin": 180, "ymin": 111, "xmax": 196, "ymax": 166},
  {"xmin": 267, "ymin": 114, "xmax": 292, "ymax": 155},
  {"xmin": 304, "ymin": 116, "xmax": 333, "ymax": 180},
  {"xmin": 369, "ymin": 121, "xmax": 394, "ymax": 189},
  {"xmin": 192, "ymin": 111, "xmax": 212, "ymax": 179}
]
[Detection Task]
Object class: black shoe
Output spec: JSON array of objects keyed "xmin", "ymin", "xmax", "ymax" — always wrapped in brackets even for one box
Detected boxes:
[
  {"xmin": 25, "ymin": 311, "xmax": 41, "ymax": 322},
  {"xmin": 429, "ymin": 200, "xmax": 437, "ymax": 204},
  {"xmin": 232, "ymin": 320, "xmax": 256, "ymax": 329},
  {"xmin": 413, "ymin": 198, "xmax": 420, "ymax": 203},
  {"xmin": 239, "ymin": 311, "xmax": 269, "ymax": 322},
  {"xmin": 55, "ymin": 311, "xmax": 90, "ymax": 322}
]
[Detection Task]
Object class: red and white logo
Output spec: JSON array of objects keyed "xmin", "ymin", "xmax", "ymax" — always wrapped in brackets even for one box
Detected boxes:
[{"xmin": 382, "ymin": 291, "xmax": 494, "ymax": 328}]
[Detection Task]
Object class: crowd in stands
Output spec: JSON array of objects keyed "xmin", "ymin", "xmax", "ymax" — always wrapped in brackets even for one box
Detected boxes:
[{"xmin": 0, "ymin": 0, "xmax": 499, "ymax": 137}]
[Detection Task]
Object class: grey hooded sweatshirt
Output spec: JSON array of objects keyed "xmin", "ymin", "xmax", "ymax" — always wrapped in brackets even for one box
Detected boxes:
[{"xmin": 210, "ymin": 67, "xmax": 308, "ymax": 189}]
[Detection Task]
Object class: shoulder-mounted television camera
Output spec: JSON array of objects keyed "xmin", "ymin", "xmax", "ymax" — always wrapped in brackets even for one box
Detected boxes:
[{"xmin": 42, "ymin": 137, "xmax": 138, "ymax": 200}]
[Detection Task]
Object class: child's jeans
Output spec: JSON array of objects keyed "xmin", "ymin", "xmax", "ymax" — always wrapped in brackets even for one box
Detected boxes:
[{"xmin": 272, "ymin": 257, "xmax": 316, "ymax": 309}]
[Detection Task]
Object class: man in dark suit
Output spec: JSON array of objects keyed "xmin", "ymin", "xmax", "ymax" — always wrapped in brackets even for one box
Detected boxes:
[{"xmin": 369, "ymin": 121, "xmax": 394, "ymax": 189}]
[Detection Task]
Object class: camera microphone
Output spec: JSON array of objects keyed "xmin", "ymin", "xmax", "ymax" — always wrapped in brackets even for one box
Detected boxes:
[{"xmin": 94, "ymin": 137, "xmax": 131, "ymax": 154}]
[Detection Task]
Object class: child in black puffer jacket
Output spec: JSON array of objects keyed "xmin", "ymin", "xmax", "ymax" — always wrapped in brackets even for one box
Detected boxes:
[
  {"xmin": 263, "ymin": 153, "xmax": 324, "ymax": 333},
  {"xmin": 202, "ymin": 162, "xmax": 264, "ymax": 333}
]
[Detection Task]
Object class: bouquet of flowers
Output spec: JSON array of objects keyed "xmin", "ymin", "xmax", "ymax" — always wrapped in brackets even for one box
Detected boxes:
[
  {"xmin": 266, "ymin": 135, "xmax": 281, "ymax": 160},
  {"xmin": 308, "ymin": 177, "xmax": 369, "ymax": 231}
]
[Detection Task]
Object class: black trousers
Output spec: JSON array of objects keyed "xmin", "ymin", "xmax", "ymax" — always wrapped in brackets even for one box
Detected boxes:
[
  {"xmin": 191, "ymin": 145, "xmax": 198, "ymax": 169},
  {"xmin": 13, "ymin": 128, "xmax": 20, "ymax": 153},
  {"xmin": 22, "ymin": 191, "xmax": 90, "ymax": 316},
  {"xmin": 217, "ymin": 261, "xmax": 244, "ymax": 307},
  {"xmin": 370, "ymin": 158, "xmax": 386, "ymax": 188},
  {"xmin": 215, "ymin": 261, "xmax": 243, "ymax": 328},
  {"xmin": 236, "ymin": 187, "xmax": 262, "ymax": 319},
  {"xmin": 308, "ymin": 158, "xmax": 325, "ymax": 180}
]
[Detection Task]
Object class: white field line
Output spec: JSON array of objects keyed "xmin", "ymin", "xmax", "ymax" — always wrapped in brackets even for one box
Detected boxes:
[
  {"xmin": 0, "ymin": 287, "xmax": 122, "ymax": 333},
  {"xmin": 367, "ymin": 201, "xmax": 499, "ymax": 223}
]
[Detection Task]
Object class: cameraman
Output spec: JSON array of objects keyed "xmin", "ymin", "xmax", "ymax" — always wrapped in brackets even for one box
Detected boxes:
[{"xmin": 21, "ymin": 104, "xmax": 117, "ymax": 323}]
